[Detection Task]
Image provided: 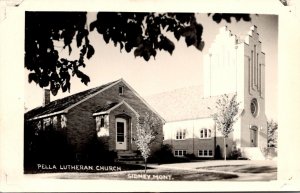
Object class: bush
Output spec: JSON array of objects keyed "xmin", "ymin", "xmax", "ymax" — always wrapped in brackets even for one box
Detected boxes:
[
  {"xmin": 149, "ymin": 144, "xmax": 192, "ymax": 163},
  {"xmin": 184, "ymin": 153, "xmax": 196, "ymax": 160},
  {"xmin": 149, "ymin": 144, "xmax": 175, "ymax": 163},
  {"xmin": 229, "ymin": 149, "xmax": 242, "ymax": 160},
  {"xmin": 262, "ymin": 147, "xmax": 277, "ymax": 160},
  {"xmin": 85, "ymin": 135, "xmax": 117, "ymax": 164},
  {"xmin": 173, "ymin": 156, "xmax": 190, "ymax": 163}
]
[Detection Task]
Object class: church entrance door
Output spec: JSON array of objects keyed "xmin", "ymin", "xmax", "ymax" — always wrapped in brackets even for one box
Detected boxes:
[{"xmin": 250, "ymin": 126, "xmax": 258, "ymax": 147}]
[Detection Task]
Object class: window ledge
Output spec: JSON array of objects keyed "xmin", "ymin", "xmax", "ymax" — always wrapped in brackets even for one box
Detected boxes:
[{"xmin": 198, "ymin": 155, "xmax": 214, "ymax": 158}]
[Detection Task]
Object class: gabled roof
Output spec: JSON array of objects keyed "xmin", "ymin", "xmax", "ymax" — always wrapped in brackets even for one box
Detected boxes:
[
  {"xmin": 25, "ymin": 79, "xmax": 165, "ymax": 122},
  {"xmin": 94, "ymin": 102, "xmax": 119, "ymax": 114},
  {"xmin": 25, "ymin": 79, "xmax": 121, "ymax": 120},
  {"xmin": 93, "ymin": 100, "xmax": 139, "ymax": 117},
  {"xmin": 145, "ymin": 86, "xmax": 235, "ymax": 122}
]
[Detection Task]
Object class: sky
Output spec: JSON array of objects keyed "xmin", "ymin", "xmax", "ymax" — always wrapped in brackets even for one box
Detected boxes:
[{"xmin": 24, "ymin": 13, "xmax": 278, "ymax": 120}]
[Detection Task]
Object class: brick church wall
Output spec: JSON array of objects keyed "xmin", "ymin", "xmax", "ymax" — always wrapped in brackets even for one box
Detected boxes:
[{"xmin": 66, "ymin": 81, "xmax": 163, "ymax": 158}]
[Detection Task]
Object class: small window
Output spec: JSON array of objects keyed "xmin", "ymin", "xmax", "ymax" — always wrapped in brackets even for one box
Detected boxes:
[
  {"xmin": 178, "ymin": 151, "xmax": 183, "ymax": 156},
  {"xmin": 200, "ymin": 128, "xmax": 212, "ymax": 139},
  {"xmin": 174, "ymin": 150, "xmax": 179, "ymax": 156},
  {"xmin": 176, "ymin": 129, "xmax": 186, "ymax": 140},
  {"xmin": 199, "ymin": 150, "xmax": 203, "ymax": 156},
  {"xmin": 174, "ymin": 150, "xmax": 186, "ymax": 157},
  {"xmin": 198, "ymin": 150, "xmax": 213, "ymax": 157},
  {"xmin": 100, "ymin": 117, "xmax": 104, "ymax": 127},
  {"xmin": 119, "ymin": 86, "xmax": 124, "ymax": 95},
  {"xmin": 250, "ymin": 98, "xmax": 259, "ymax": 117}
]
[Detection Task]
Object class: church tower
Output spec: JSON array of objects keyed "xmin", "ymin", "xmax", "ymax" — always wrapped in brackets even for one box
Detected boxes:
[
  {"xmin": 238, "ymin": 25, "xmax": 267, "ymax": 151},
  {"xmin": 203, "ymin": 26, "xmax": 267, "ymax": 156}
]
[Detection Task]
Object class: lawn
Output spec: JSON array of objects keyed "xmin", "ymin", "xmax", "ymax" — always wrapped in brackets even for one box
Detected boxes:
[
  {"xmin": 42, "ymin": 168, "xmax": 238, "ymax": 181},
  {"xmin": 198, "ymin": 164, "xmax": 277, "ymax": 173},
  {"xmin": 25, "ymin": 160, "xmax": 277, "ymax": 181}
]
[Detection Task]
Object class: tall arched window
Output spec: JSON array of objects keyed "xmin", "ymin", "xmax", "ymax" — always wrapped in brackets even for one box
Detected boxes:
[{"xmin": 200, "ymin": 128, "xmax": 212, "ymax": 139}]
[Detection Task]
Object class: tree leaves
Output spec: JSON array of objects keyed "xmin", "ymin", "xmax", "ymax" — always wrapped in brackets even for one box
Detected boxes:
[
  {"xmin": 267, "ymin": 120, "xmax": 278, "ymax": 148},
  {"xmin": 74, "ymin": 69, "xmax": 90, "ymax": 85},
  {"xmin": 28, "ymin": 73, "xmax": 38, "ymax": 84},
  {"xmin": 86, "ymin": 44, "xmax": 95, "ymax": 59},
  {"xmin": 89, "ymin": 12, "xmax": 202, "ymax": 61},
  {"xmin": 25, "ymin": 12, "xmax": 92, "ymax": 96},
  {"xmin": 76, "ymin": 29, "xmax": 89, "ymax": 48},
  {"xmin": 25, "ymin": 12, "xmax": 251, "ymax": 95},
  {"xmin": 158, "ymin": 35, "xmax": 175, "ymax": 54},
  {"xmin": 210, "ymin": 94, "xmax": 240, "ymax": 138},
  {"xmin": 135, "ymin": 113, "xmax": 159, "ymax": 162},
  {"xmin": 209, "ymin": 13, "xmax": 251, "ymax": 24}
]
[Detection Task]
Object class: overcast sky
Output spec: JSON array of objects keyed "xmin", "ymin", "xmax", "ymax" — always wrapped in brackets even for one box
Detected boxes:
[{"xmin": 24, "ymin": 13, "xmax": 278, "ymax": 120}]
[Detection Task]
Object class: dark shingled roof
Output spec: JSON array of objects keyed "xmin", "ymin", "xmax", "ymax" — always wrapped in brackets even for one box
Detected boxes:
[
  {"xmin": 145, "ymin": 86, "xmax": 235, "ymax": 122},
  {"xmin": 94, "ymin": 102, "xmax": 119, "ymax": 113},
  {"xmin": 25, "ymin": 80, "xmax": 119, "ymax": 120}
]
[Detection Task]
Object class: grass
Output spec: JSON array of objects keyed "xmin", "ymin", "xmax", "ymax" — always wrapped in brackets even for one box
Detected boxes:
[
  {"xmin": 198, "ymin": 165, "xmax": 277, "ymax": 174},
  {"xmin": 25, "ymin": 160, "xmax": 277, "ymax": 181},
  {"xmin": 52, "ymin": 168, "xmax": 238, "ymax": 181},
  {"xmin": 234, "ymin": 166, "xmax": 277, "ymax": 173}
]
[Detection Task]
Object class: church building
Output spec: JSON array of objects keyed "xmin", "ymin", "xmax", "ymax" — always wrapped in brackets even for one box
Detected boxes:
[
  {"xmin": 147, "ymin": 26, "xmax": 268, "ymax": 160},
  {"xmin": 24, "ymin": 79, "xmax": 164, "ymax": 164}
]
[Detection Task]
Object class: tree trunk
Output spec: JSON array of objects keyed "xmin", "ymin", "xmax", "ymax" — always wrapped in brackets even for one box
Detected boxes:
[
  {"xmin": 214, "ymin": 124, "xmax": 217, "ymax": 159},
  {"xmin": 224, "ymin": 137, "xmax": 227, "ymax": 160},
  {"xmin": 144, "ymin": 158, "xmax": 147, "ymax": 174}
]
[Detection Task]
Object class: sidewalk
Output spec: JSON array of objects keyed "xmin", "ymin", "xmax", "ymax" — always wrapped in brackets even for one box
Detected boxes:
[{"xmin": 150, "ymin": 160, "xmax": 276, "ymax": 169}]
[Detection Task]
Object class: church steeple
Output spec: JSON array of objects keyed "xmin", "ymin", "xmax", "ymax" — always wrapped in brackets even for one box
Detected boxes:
[{"xmin": 203, "ymin": 26, "xmax": 238, "ymax": 98}]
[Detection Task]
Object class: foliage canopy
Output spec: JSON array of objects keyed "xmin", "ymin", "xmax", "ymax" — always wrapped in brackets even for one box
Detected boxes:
[
  {"xmin": 135, "ymin": 113, "xmax": 160, "ymax": 173},
  {"xmin": 25, "ymin": 12, "xmax": 251, "ymax": 95},
  {"xmin": 267, "ymin": 119, "xmax": 278, "ymax": 148},
  {"xmin": 210, "ymin": 94, "xmax": 240, "ymax": 160},
  {"xmin": 211, "ymin": 94, "xmax": 240, "ymax": 138}
]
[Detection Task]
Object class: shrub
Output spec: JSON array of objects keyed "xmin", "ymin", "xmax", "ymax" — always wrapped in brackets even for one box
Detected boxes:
[
  {"xmin": 149, "ymin": 144, "xmax": 175, "ymax": 163},
  {"xmin": 149, "ymin": 144, "xmax": 192, "ymax": 163},
  {"xmin": 185, "ymin": 153, "xmax": 196, "ymax": 160},
  {"xmin": 262, "ymin": 147, "xmax": 277, "ymax": 160},
  {"xmin": 173, "ymin": 156, "xmax": 190, "ymax": 163},
  {"xmin": 85, "ymin": 135, "xmax": 117, "ymax": 164},
  {"xmin": 229, "ymin": 148, "xmax": 242, "ymax": 160}
]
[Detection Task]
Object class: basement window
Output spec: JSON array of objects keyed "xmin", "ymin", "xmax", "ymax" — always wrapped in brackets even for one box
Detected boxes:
[
  {"xmin": 198, "ymin": 150, "xmax": 213, "ymax": 157},
  {"xmin": 174, "ymin": 150, "xmax": 187, "ymax": 157}
]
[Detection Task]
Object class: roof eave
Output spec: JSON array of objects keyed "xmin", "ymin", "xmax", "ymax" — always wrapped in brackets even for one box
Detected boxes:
[
  {"xmin": 28, "ymin": 110, "xmax": 67, "ymax": 121},
  {"xmin": 27, "ymin": 79, "xmax": 123, "ymax": 121}
]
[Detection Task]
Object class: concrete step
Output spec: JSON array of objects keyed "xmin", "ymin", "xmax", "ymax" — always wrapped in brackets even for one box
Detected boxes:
[
  {"xmin": 117, "ymin": 151, "xmax": 137, "ymax": 158},
  {"xmin": 241, "ymin": 147, "xmax": 265, "ymax": 160},
  {"xmin": 117, "ymin": 159, "xmax": 144, "ymax": 164},
  {"xmin": 116, "ymin": 151, "xmax": 144, "ymax": 164}
]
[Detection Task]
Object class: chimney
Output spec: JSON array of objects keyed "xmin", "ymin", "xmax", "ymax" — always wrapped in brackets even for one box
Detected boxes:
[{"xmin": 43, "ymin": 89, "xmax": 51, "ymax": 106}]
